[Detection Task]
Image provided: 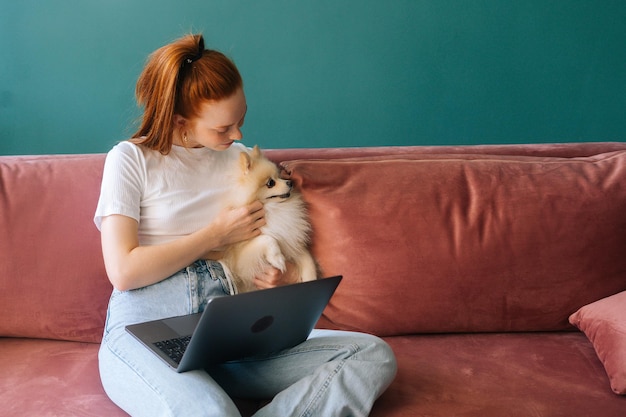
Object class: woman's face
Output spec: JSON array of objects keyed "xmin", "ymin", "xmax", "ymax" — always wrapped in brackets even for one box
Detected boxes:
[{"xmin": 177, "ymin": 88, "xmax": 247, "ymax": 151}]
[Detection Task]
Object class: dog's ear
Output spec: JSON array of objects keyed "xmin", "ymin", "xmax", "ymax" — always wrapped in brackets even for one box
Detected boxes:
[
  {"xmin": 251, "ymin": 145, "xmax": 261, "ymax": 158},
  {"xmin": 239, "ymin": 151, "xmax": 252, "ymax": 174}
]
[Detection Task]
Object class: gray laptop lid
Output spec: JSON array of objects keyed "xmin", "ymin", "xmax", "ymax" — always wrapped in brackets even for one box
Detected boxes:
[{"xmin": 125, "ymin": 275, "xmax": 342, "ymax": 372}]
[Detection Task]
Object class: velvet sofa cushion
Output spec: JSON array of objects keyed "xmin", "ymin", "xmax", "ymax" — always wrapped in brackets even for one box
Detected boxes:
[
  {"xmin": 0, "ymin": 155, "xmax": 111, "ymax": 343},
  {"xmin": 373, "ymin": 332, "xmax": 626, "ymax": 416},
  {"xmin": 569, "ymin": 291, "xmax": 626, "ymax": 395},
  {"xmin": 0, "ymin": 338, "xmax": 126, "ymax": 416},
  {"xmin": 2, "ymin": 145, "xmax": 626, "ymax": 344},
  {"xmin": 283, "ymin": 150, "xmax": 626, "ymax": 336}
]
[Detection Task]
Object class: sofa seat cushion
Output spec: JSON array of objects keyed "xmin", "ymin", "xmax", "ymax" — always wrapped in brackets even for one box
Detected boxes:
[
  {"xmin": 0, "ymin": 338, "xmax": 126, "ymax": 416},
  {"xmin": 4, "ymin": 334, "xmax": 623, "ymax": 417},
  {"xmin": 283, "ymin": 150, "xmax": 626, "ymax": 335},
  {"xmin": 372, "ymin": 332, "xmax": 626, "ymax": 417}
]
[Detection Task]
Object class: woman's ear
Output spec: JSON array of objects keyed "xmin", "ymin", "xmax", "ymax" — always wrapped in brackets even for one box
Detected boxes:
[{"xmin": 173, "ymin": 114, "xmax": 188, "ymax": 129}]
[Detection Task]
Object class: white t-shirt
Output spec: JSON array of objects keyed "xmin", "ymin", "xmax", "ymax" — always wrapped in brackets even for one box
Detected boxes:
[{"xmin": 94, "ymin": 141, "xmax": 248, "ymax": 246}]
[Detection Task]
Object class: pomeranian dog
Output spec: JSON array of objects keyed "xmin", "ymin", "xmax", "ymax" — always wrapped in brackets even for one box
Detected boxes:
[{"xmin": 220, "ymin": 146, "xmax": 317, "ymax": 293}]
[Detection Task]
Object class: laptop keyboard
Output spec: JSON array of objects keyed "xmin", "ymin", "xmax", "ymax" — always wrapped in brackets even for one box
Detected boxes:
[{"xmin": 154, "ymin": 335, "xmax": 192, "ymax": 364}]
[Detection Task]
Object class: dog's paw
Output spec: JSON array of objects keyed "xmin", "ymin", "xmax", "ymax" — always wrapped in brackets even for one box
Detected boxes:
[
  {"xmin": 264, "ymin": 242, "xmax": 286, "ymax": 272},
  {"xmin": 301, "ymin": 264, "xmax": 317, "ymax": 282}
]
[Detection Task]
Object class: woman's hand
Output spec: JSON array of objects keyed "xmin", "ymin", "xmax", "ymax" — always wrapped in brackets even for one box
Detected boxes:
[
  {"xmin": 198, "ymin": 201, "xmax": 266, "ymax": 259},
  {"xmin": 253, "ymin": 261, "xmax": 301, "ymax": 289}
]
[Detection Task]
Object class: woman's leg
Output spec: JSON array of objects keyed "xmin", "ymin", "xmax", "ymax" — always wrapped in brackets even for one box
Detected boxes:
[
  {"xmin": 99, "ymin": 331, "xmax": 241, "ymax": 417},
  {"xmin": 100, "ymin": 261, "xmax": 396, "ymax": 416},
  {"xmin": 99, "ymin": 261, "xmax": 241, "ymax": 417},
  {"xmin": 210, "ymin": 329, "xmax": 397, "ymax": 417}
]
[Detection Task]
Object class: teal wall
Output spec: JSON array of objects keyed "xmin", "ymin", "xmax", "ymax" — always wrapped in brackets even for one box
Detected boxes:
[{"xmin": 1, "ymin": 1, "xmax": 625, "ymax": 155}]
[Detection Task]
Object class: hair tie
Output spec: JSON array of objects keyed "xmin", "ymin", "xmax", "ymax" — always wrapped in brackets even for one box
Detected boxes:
[
  {"xmin": 184, "ymin": 37, "xmax": 205, "ymax": 65},
  {"xmin": 185, "ymin": 52, "xmax": 203, "ymax": 65}
]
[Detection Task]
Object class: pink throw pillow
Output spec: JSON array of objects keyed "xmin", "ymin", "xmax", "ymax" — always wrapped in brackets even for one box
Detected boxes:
[{"xmin": 569, "ymin": 291, "xmax": 626, "ymax": 395}]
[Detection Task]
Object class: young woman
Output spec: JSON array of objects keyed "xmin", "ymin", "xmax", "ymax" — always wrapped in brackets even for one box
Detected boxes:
[{"xmin": 95, "ymin": 33, "xmax": 396, "ymax": 417}]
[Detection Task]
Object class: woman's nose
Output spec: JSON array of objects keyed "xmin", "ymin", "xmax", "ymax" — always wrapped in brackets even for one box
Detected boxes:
[{"xmin": 230, "ymin": 126, "xmax": 243, "ymax": 141}]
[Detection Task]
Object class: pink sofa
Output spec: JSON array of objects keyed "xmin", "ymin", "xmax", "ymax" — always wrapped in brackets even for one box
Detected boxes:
[{"xmin": 2, "ymin": 142, "xmax": 626, "ymax": 416}]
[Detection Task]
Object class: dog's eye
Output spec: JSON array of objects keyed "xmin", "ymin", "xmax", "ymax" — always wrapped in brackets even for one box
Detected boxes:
[{"xmin": 266, "ymin": 178, "xmax": 276, "ymax": 188}]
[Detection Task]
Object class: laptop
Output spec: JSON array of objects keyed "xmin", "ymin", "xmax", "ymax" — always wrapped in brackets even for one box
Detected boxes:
[{"xmin": 125, "ymin": 275, "xmax": 342, "ymax": 372}]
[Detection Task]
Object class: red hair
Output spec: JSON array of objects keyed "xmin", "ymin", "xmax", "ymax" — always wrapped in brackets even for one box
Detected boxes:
[{"xmin": 131, "ymin": 34, "xmax": 243, "ymax": 154}]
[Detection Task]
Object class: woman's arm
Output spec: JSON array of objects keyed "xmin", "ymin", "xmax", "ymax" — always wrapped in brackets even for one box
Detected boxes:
[{"xmin": 101, "ymin": 201, "xmax": 266, "ymax": 291}]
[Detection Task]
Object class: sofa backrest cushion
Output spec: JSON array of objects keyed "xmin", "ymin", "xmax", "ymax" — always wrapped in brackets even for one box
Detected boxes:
[
  {"xmin": 283, "ymin": 150, "xmax": 626, "ymax": 336},
  {"xmin": 2, "ymin": 144, "xmax": 625, "ymax": 343},
  {"xmin": 0, "ymin": 154, "xmax": 110, "ymax": 343}
]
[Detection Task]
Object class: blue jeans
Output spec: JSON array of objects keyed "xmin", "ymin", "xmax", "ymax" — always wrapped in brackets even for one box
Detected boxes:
[{"xmin": 99, "ymin": 261, "xmax": 397, "ymax": 417}]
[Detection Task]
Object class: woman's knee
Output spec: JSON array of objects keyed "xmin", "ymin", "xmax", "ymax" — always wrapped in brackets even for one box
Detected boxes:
[
  {"xmin": 356, "ymin": 334, "xmax": 398, "ymax": 382},
  {"xmin": 312, "ymin": 330, "xmax": 397, "ymax": 384}
]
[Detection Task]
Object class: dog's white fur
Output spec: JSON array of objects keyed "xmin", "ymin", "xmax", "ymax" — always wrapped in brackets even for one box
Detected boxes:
[{"xmin": 220, "ymin": 146, "xmax": 317, "ymax": 293}]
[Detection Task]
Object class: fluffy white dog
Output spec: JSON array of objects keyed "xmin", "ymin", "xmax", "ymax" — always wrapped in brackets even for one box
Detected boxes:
[{"xmin": 220, "ymin": 146, "xmax": 317, "ymax": 293}]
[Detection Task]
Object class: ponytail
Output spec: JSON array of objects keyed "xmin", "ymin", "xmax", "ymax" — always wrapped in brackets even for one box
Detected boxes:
[{"xmin": 131, "ymin": 34, "xmax": 243, "ymax": 154}]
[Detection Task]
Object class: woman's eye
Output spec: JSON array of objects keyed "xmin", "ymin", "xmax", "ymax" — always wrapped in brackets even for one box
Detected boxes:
[{"xmin": 266, "ymin": 179, "xmax": 276, "ymax": 188}]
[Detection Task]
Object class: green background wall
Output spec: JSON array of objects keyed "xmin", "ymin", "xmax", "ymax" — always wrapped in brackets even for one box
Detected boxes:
[{"xmin": 1, "ymin": 1, "xmax": 625, "ymax": 155}]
